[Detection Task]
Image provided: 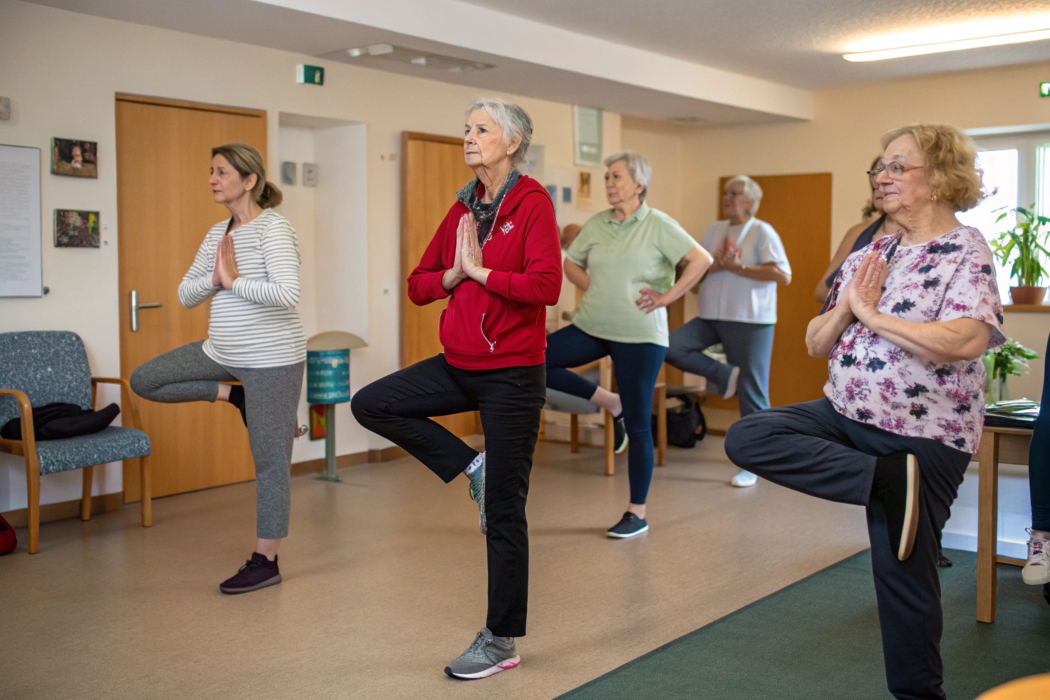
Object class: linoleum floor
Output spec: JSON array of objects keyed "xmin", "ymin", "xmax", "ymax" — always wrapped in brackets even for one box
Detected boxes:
[{"xmin": 1, "ymin": 437, "xmax": 870, "ymax": 699}]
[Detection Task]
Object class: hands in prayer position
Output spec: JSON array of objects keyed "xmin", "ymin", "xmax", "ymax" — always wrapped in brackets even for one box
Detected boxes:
[
  {"xmin": 846, "ymin": 250, "xmax": 888, "ymax": 325},
  {"xmin": 444, "ymin": 213, "xmax": 490, "ymax": 290},
  {"xmin": 213, "ymin": 234, "xmax": 239, "ymax": 290}
]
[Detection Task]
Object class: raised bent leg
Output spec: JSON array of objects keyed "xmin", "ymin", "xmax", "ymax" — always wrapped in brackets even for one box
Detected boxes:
[{"xmin": 350, "ymin": 354, "xmax": 479, "ymax": 482}]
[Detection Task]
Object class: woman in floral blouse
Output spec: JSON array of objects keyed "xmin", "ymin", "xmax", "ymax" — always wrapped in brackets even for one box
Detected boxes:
[{"xmin": 724, "ymin": 124, "xmax": 1003, "ymax": 700}]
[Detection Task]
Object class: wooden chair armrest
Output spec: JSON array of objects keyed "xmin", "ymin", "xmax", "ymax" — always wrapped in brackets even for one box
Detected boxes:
[
  {"xmin": 91, "ymin": 376, "xmax": 144, "ymax": 432},
  {"xmin": 0, "ymin": 388, "xmax": 38, "ymax": 454}
]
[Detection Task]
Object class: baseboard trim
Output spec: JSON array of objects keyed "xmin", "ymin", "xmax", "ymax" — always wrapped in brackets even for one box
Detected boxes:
[
  {"xmin": 1, "ymin": 492, "xmax": 124, "ymax": 528},
  {"xmin": 368, "ymin": 445, "xmax": 409, "ymax": 462},
  {"xmin": 290, "ymin": 451, "xmax": 370, "ymax": 478},
  {"xmin": 2, "ymin": 449, "xmax": 413, "ymax": 527}
]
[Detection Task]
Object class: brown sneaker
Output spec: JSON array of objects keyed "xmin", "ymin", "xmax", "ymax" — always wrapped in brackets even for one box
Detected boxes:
[{"xmin": 219, "ymin": 552, "xmax": 281, "ymax": 594}]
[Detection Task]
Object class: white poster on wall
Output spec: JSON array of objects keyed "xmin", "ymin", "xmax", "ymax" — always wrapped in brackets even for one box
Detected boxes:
[{"xmin": 0, "ymin": 144, "xmax": 43, "ymax": 297}]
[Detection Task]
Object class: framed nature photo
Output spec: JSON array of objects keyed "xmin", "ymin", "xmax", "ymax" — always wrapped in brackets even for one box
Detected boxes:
[
  {"xmin": 51, "ymin": 138, "xmax": 98, "ymax": 178},
  {"xmin": 54, "ymin": 209, "xmax": 100, "ymax": 248}
]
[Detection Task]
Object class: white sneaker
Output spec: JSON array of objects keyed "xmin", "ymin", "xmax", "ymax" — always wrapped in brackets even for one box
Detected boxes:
[
  {"xmin": 723, "ymin": 366, "xmax": 741, "ymax": 400},
  {"xmin": 1023, "ymin": 529, "xmax": 1050, "ymax": 585},
  {"xmin": 730, "ymin": 469, "xmax": 758, "ymax": 488}
]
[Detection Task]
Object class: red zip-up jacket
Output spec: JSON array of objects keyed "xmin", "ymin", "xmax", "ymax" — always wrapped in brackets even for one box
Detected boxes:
[{"xmin": 408, "ymin": 175, "xmax": 562, "ymax": 370}]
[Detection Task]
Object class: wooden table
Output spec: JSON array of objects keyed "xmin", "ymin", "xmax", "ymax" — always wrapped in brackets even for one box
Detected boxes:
[{"xmin": 975, "ymin": 425, "xmax": 1031, "ymax": 623}]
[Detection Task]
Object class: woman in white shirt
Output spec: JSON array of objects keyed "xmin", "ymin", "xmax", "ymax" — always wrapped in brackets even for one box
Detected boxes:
[
  {"xmin": 131, "ymin": 143, "xmax": 306, "ymax": 595},
  {"xmin": 665, "ymin": 175, "xmax": 791, "ymax": 487}
]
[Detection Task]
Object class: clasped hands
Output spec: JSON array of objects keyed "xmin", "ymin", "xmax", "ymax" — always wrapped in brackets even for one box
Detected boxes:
[
  {"xmin": 443, "ymin": 213, "xmax": 490, "ymax": 290},
  {"xmin": 840, "ymin": 250, "xmax": 889, "ymax": 325},
  {"xmin": 211, "ymin": 234, "xmax": 239, "ymax": 290},
  {"xmin": 714, "ymin": 237, "xmax": 745, "ymax": 273}
]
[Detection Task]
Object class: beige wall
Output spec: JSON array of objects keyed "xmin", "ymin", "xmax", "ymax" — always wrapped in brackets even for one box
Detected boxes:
[
  {"xmin": 0, "ymin": 0, "xmax": 622, "ymax": 509},
  {"xmin": 624, "ymin": 59, "xmax": 1050, "ymax": 403}
]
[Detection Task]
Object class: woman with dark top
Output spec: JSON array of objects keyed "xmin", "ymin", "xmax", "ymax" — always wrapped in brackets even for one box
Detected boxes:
[
  {"xmin": 545, "ymin": 151, "xmax": 712, "ymax": 539},
  {"xmin": 814, "ymin": 156, "xmax": 897, "ymax": 303},
  {"xmin": 131, "ymin": 143, "xmax": 306, "ymax": 595},
  {"xmin": 1024, "ymin": 338, "xmax": 1050, "ymax": 598},
  {"xmin": 350, "ymin": 98, "xmax": 561, "ymax": 680},
  {"xmin": 725, "ymin": 124, "xmax": 1003, "ymax": 700}
]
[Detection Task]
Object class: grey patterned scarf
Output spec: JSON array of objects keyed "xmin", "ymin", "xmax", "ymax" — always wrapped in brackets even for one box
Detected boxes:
[{"xmin": 456, "ymin": 170, "xmax": 521, "ymax": 247}]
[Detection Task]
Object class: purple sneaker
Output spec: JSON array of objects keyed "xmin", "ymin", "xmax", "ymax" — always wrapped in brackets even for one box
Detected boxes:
[{"xmin": 219, "ymin": 552, "xmax": 281, "ymax": 594}]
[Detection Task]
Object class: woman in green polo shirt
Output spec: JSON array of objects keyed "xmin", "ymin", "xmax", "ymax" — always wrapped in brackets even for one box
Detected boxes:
[{"xmin": 546, "ymin": 151, "xmax": 712, "ymax": 538}]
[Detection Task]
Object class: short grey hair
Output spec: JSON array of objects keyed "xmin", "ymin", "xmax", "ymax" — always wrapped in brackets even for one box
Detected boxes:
[
  {"xmin": 603, "ymin": 151, "xmax": 653, "ymax": 202},
  {"xmin": 726, "ymin": 175, "xmax": 762, "ymax": 215},
  {"xmin": 465, "ymin": 98, "xmax": 533, "ymax": 169}
]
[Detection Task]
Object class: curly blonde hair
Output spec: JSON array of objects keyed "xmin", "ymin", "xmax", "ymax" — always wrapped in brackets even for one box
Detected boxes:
[{"xmin": 880, "ymin": 124, "xmax": 984, "ymax": 212}]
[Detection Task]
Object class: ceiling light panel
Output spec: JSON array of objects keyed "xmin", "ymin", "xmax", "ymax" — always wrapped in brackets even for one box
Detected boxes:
[{"xmin": 346, "ymin": 44, "xmax": 494, "ymax": 73}]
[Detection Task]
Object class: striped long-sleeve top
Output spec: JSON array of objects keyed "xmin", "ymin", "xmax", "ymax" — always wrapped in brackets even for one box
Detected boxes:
[{"xmin": 178, "ymin": 209, "xmax": 307, "ymax": 368}]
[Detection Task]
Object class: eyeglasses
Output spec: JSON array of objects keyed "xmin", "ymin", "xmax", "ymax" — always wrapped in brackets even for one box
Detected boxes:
[
  {"xmin": 867, "ymin": 161, "xmax": 924, "ymax": 180},
  {"xmin": 723, "ymin": 191, "xmax": 747, "ymax": 197}
]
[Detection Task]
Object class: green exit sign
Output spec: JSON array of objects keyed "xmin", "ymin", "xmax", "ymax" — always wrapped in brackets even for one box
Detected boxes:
[
  {"xmin": 1041, "ymin": 82, "xmax": 1050, "ymax": 97},
  {"xmin": 297, "ymin": 64, "xmax": 325, "ymax": 86}
]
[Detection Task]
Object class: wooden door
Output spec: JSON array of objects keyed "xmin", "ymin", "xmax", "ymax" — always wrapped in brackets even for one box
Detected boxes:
[
  {"xmin": 116, "ymin": 94, "xmax": 266, "ymax": 501},
  {"xmin": 401, "ymin": 132, "xmax": 478, "ymax": 437},
  {"xmin": 701, "ymin": 173, "xmax": 832, "ymax": 411}
]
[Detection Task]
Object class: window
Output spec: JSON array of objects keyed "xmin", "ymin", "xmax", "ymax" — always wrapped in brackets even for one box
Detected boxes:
[{"xmin": 959, "ymin": 130, "xmax": 1050, "ymax": 296}]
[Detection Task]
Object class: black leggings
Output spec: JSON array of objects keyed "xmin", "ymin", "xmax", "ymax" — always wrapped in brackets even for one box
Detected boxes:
[{"xmin": 350, "ymin": 354, "xmax": 545, "ymax": 638}]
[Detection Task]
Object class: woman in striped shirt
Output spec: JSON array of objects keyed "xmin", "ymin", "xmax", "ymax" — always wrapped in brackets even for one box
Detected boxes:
[{"xmin": 131, "ymin": 143, "xmax": 306, "ymax": 595}]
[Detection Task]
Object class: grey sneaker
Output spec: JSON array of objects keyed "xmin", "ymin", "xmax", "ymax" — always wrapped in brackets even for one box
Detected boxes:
[
  {"xmin": 467, "ymin": 453, "xmax": 486, "ymax": 535},
  {"xmin": 444, "ymin": 628, "xmax": 520, "ymax": 680}
]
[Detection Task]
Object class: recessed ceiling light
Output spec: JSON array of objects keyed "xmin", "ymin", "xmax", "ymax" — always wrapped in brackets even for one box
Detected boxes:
[
  {"xmin": 844, "ymin": 27, "xmax": 1050, "ymax": 62},
  {"xmin": 345, "ymin": 44, "xmax": 494, "ymax": 73}
]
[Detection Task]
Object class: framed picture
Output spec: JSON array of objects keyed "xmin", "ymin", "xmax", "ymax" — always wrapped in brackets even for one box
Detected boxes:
[
  {"xmin": 51, "ymin": 138, "xmax": 98, "ymax": 178},
  {"xmin": 573, "ymin": 106, "xmax": 603, "ymax": 167},
  {"xmin": 577, "ymin": 171, "xmax": 592, "ymax": 209},
  {"xmin": 54, "ymin": 209, "xmax": 100, "ymax": 248}
]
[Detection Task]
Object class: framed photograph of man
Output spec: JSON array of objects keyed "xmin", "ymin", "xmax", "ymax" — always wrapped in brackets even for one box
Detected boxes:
[
  {"xmin": 51, "ymin": 138, "xmax": 98, "ymax": 178},
  {"xmin": 54, "ymin": 209, "xmax": 100, "ymax": 248}
]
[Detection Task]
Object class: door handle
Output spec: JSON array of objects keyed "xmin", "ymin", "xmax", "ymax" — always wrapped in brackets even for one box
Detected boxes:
[{"xmin": 130, "ymin": 290, "xmax": 163, "ymax": 332}]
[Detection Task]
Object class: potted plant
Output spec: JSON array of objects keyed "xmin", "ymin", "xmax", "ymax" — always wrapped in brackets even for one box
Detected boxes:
[
  {"xmin": 990, "ymin": 205, "xmax": 1050, "ymax": 305},
  {"xmin": 982, "ymin": 338, "xmax": 1039, "ymax": 404}
]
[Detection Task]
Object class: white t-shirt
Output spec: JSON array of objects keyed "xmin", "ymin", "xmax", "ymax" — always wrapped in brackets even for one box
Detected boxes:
[{"xmin": 696, "ymin": 217, "xmax": 790, "ymax": 324}]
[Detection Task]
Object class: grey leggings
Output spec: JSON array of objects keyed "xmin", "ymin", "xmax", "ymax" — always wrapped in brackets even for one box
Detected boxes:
[{"xmin": 130, "ymin": 341, "xmax": 304, "ymax": 539}]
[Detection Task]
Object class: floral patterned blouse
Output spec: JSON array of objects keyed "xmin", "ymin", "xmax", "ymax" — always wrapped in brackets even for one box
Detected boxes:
[{"xmin": 824, "ymin": 226, "xmax": 1005, "ymax": 454}]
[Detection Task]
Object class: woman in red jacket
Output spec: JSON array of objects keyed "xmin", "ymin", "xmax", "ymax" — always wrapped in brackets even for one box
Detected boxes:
[{"xmin": 351, "ymin": 98, "xmax": 561, "ymax": 681}]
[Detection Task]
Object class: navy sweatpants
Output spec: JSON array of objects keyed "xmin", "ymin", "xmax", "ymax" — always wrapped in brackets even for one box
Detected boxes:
[{"xmin": 725, "ymin": 399, "xmax": 971, "ymax": 700}]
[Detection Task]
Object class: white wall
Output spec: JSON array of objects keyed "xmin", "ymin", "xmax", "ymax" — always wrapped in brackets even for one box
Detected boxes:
[{"xmin": 0, "ymin": 0, "xmax": 622, "ymax": 510}]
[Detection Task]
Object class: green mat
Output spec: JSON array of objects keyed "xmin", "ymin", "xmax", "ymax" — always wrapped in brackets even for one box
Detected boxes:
[{"xmin": 560, "ymin": 550, "xmax": 1050, "ymax": 699}]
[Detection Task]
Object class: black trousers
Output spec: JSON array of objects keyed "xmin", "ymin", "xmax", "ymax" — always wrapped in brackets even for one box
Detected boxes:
[
  {"xmin": 350, "ymin": 354, "xmax": 545, "ymax": 638},
  {"xmin": 724, "ymin": 399, "xmax": 971, "ymax": 700}
]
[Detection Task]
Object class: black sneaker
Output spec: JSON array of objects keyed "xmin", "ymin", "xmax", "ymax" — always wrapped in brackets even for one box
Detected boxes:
[
  {"xmin": 219, "ymin": 552, "xmax": 281, "ymax": 594},
  {"xmin": 613, "ymin": 415, "xmax": 628, "ymax": 454},
  {"xmin": 606, "ymin": 512, "xmax": 648, "ymax": 539},
  {"xmin": 936, "ymin": 549, "xmax": 952, "ymax": 567},
  {"xmin": 872, "ymin": 453, "xmax": 920, "ymax": 561}
]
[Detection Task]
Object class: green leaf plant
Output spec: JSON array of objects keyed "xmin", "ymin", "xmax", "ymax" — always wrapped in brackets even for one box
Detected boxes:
[{"xmin": 990, "ymin": 205, "xmax": 1050, "ymax": 287}]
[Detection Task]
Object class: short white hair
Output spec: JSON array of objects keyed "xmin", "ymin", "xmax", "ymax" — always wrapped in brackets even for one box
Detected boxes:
[
  {"xmin": 603, "ymin": 151, "xmax": 653, "ymax": 202},
  {"xmin": 726, "ymin": 175, "xmax": 762, "ymax": 215},
  {"xmin": 465, "ymin": 98, "xmax": 533, "ymax": 169}
]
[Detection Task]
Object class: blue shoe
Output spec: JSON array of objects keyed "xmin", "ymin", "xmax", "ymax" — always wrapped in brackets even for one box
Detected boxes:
[{"xmin": 606, "ymin": 512, "xmax": 648, "ymax": 539}]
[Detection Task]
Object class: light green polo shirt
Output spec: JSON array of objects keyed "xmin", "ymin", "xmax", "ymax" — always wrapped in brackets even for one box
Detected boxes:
[{"xmin": 566, "ymin": 203, "xmax": 697, "ymax": 346}]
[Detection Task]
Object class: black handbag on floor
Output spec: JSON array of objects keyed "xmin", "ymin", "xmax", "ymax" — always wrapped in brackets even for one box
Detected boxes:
[
  {"xmin": 652, "ymin": 395, "xmax": 706, "ymax": 449},
  {"xmin": 0, "ymin": 402, "xmax": 120, "ymax": 441}
]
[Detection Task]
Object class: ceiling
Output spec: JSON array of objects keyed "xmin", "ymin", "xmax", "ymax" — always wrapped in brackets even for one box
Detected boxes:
[{"xmin": 23, "ymin": 0, "xmax": 1050, "ymax": 124}]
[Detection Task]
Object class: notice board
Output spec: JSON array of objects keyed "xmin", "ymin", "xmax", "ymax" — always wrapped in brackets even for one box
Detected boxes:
[{"xmin": 0, "ymin": 144, "xmax": 43, "ymax": 297}]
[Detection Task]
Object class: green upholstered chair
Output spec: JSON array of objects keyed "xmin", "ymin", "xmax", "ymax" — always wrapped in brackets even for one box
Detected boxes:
[{"xmin": 0, "ymin": 331, "xmax": 152, "ymax": 553}]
